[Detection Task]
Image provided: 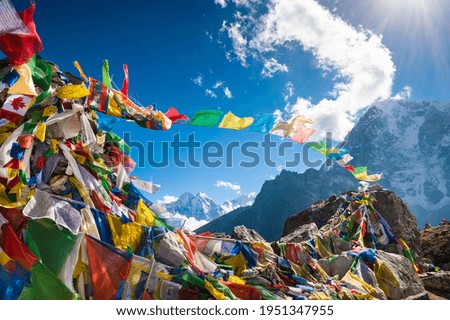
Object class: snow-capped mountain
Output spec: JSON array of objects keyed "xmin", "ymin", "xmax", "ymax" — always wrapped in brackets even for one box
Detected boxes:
[
  {"xmin": 197, "ymin": 100, "xmax": 450, "ymax": 240},
  {"xmin": 221, "ymin": 192, "xmax": 257, "ymax": 214},
  {"xmin": 161, "ymin": 192, "xmax": 256, "ymax": 221}
]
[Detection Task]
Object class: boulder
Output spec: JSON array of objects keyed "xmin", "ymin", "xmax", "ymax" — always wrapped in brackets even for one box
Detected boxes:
[
  {"xmin": 376, "ymin": 250, "xmax": 426, "ymax": 299},
  {"xmin": 420, "ymin": 271, "xmax": 450, "ymax": 292},
  {"xmin": 282, "ymin": 190, "xmax": 422, "ymax": 258},
  {"xmin": 372, "ymin": 191, "xmax": 422, "ymax": 257},
  {"xmin": 280, "ymin": 223, "xmax": 319, "ymax": 243},
  {"xmin": 231, "ymin": 225, "xmax": 266, "ymax": 243},
  {"xmin": 318, "ymin": 252, "xmax": 353, "ymax": 280},
  {"xmin": 420, "ymin": 221, "xmax": 450, "ymax": 268}
]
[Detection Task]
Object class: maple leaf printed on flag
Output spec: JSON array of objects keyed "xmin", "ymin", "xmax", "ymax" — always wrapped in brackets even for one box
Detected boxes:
[
  {"xmin": 0, "ymin": 94, "xmax": 32, "ymax": 123},
  {"xmin": 11, "ymin": 96, "xmax": 26, "ymax": 110}
]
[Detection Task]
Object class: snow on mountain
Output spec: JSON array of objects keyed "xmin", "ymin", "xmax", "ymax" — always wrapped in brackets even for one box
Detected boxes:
[
  {"xmin": 220, "ymin": 192, "xmax": 257, "ymax": 214},
  {"xmin": 158, "ymin": 192, "xmax": 256, "ymax": 228},
  {"xmin": 197, "ymin": 100, "xmax": 450, "ymax": 240}
]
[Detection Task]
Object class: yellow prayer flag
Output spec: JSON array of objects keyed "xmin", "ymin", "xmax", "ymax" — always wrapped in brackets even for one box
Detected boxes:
[
  {"xmin": 107, "ymin": 91, "xmax": 125, "ymax": 118},
  {"xmin": 225, "ymin": 252, "xmax": 247, "ymax": 276},
  {"xmin": 0, "ymin": 248, "xmax": 12, "ymax": 267},
  {"xmin": 204, "ymin": 279, "xmax": 226, "ymax": 300},
  {"xmin": 73, "ymin": 61, "xmax": 89, "ymax": 82},
  {"xmin": 314, "ymin": 236, "xmax": 332, "ymax": 258},
  {"xmin": 8, "ymin": 64, "xmax": 37, "ymax": 96},
  {"xmin": 136, "ymin": 199, "xmax": 156, "ymax": 227},
  {"xmin": 108, "ymin": 215, "xmax": 144, "ymax": 252},
  {"xmin": 35, "ymin": 122, "xmax": 46, "ymax": 142},
  {"xmin": 218, "ymin": 112, "xmax": 254, "ymax": 130},
  {"xmin": 43, "ymin": 106, "xmax": 57, "ymax": 118},
  {"xmin": 56, "ymin": 84, "xmax": 90, "ymax": 100},
  {"xmin": 353, "ymin": 171, "xmax": 382, "ymax": 182},
  {"xmin": 50, "ymin": 138, "xmax": 59, "ymax": 152},
  {"xmin": 228, "ymin": 274, "xmax": 246, "ymax": 284}
]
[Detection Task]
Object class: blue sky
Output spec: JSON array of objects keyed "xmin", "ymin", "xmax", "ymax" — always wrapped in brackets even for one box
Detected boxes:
[{"xmin": 6, "ymin": 0, "xmax": 450, "ymax": 205}]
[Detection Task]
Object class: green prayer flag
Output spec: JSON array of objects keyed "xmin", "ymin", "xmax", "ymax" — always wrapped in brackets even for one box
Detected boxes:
[
  {"xmin": 26, "ymin": 218, "xmax": 77, "ymax": 276},
  {"xmin": 23, "ymin": 122, "xmax": 38, "ymax": 134},
  {"xmin": 178, "ymin": 271, "xmax": 204, "ymax": 289},
  {"xmin": 187, "ymin": 110, "xmax": 224, "ymax": 127},
  {"xmin": 28, "ymin": 55, "xmax": 53, "ymax": 91},
  {"xmin": 18, "ymin": 263, "xmax": 75, "ymax": 300},
  {"xmin": 254, "ymin": 285, "xmax": 279, "ymax": 300},
  {"xmin": 102, "ymin": 59, "xmax": 112, "ymax": 89},
  {"xmin": 206, "ymin": 276, "xmax": 237, "ymax": 300},
  {"xmin": 353, "ymin": 166, "xmax": 368, "ymax": 175},
  {"xmin": 31, "ymin": 111, "xmax": 43, "ymax": 123},
  {"xmin": 34, "ymin": 90, "xmax": 51, "ymax": 105},
  {"xmin": 106, "ymin": 131, "xmax": 131, "ymax": 153}
]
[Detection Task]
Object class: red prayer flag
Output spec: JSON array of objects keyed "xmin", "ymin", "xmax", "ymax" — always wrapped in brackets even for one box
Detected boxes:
[
  {"xmin": 121, "ymin": 64, "xmax": 129, "ymax": 96},
  {"xmin": 18, "ymin": 135, "xmax": 34, "ymax": 149},
  {"xmin": 343, "ymin": 165, "xmax": 355, "ymax": 172},
  {"xmin": 1, "ymin": 224, "xmax": 38, "ymax": 270},
  {"xmin": 85, "ymin": 235, "xmax": 132, "ymax": 300},
  {"xmin": 0, "ymin": 4, "xmax": 43, "ymax": 65},
  {"xmin": 165, "ymin": 107, "xmax": 189, "ymax": 124},
  {"xmin": 222, "ymin": 281, "xmax": 262, "ymax": 300}
]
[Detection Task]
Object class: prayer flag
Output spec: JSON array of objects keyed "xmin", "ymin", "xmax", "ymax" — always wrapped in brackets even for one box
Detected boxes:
[
  {"xmin": 218, "ymin": 112, "xmax": 254, "ymax": 130},
  {"xmin": 86, "ymin": 235, "xmax": 132, "ymax": 300},
  {"xmin": 187, "ymin": 110, "xmax": 223, "ymax": 127},
  {"xmin": 247, "ymin": 113, "xmax": 275, "ymax": 133},
  {"xmin": 0, "ymin": 3, "xmax": 43, "ymax": 65}
]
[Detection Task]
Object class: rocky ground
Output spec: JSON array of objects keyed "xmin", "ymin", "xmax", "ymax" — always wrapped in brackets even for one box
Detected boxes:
[{"xmin": 233, "ymin": 188, "xmax": 450, "ymax": 299}]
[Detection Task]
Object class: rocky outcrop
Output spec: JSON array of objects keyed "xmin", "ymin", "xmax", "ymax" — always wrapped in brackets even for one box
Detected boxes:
[
  {"xmin": 376, "ymin": 251, "xmax": 426, "ymax": 299},
  {"xmin": 231, "ymin": 225, "xmax": 266, "ymax": 243},
  {"xmin": 420, "ymin": 221, "xmax": 450, "ymax": 270},
  {"xmin": 420, "ymin": 271, "xmax": 450, "ymax": 293},
  {"xmin": 282, "ymin": 190, "xmax": 422, "ymax": 258},
  {"xmin": 280, "ymin": 222, "xmax": 319, "ymax": 243}
]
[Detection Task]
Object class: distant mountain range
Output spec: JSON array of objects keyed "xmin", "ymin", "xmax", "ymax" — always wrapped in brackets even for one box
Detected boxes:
[
  {"xmin": 197, "ymin": 100, "xmax": 450, "ymax": 241},
  {"xmin": 161, "ymin": 192, "xmax": 256, "ymax": 222}
]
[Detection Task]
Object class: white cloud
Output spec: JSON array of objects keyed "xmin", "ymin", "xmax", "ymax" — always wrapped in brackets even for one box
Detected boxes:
[
  {"xmin": 205, "ymin": 89, "xmax": 217, "ymax": 98},
  {"xmin": 221, "ymin": 0, "xmax": 395, "ymax": 140},
  {"xmin": 223, "ymin": 86, "xmax": 233, "ymax": 99},
  {"xmin": 284, "ymin": 81, "xmax": 295, "ymax": 102},
  {"xmin": 213, "ymin": 80, "xmax": 225, "ymax": 89},
  {"xmin": 393, "ymin": 86, "xmax": 412, "ymax": 100},
  {"xmin": 261, "ymin": 57, "xmax": 289, "ymax": 78},
  {"xmin": 214, "ymin": 0, "xmax": 228, "ymax": 8},
  {"xmin": 192, "ymin": 74, "xmax": 203, "ymax": 86},
  {"xmin": 157, "ymin": 195, "xmax": 178, "ymax": 205},
  {"xmin": 220, "ymin": 18, "xmax": 249, "ymax": 66},
  {"xmin": 215, "ymin": 0, "xmax": 261, "ymax": 9},
  {"xmin": 172, "ymin": 213, "xmax": 208, "ymax": 230},
  {"xmin": 215, "ymin": 180, "xmax": 241, "ymax": 193}
]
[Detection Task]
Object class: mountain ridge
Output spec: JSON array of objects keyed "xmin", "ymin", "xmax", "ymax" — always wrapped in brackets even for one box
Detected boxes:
[{"xmin": 197, "ymin": 99, "xmax": 450, "ymax": 240}]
